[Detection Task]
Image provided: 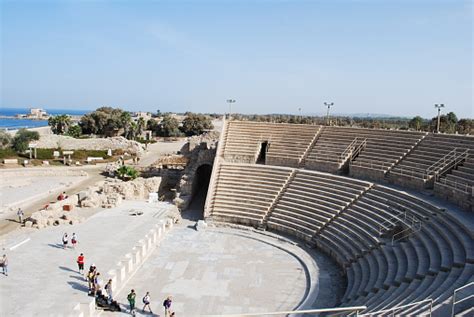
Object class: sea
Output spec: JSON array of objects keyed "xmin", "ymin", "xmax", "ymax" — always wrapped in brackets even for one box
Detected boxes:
[{"xmin": 0, "ymin": 107, "xmax": 89, "ymax": 130}]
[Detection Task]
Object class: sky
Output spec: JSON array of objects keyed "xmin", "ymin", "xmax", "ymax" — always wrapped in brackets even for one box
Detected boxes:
[{"xmin": 1, "ymin": 0, "xmax": 472, "ymax": 118}]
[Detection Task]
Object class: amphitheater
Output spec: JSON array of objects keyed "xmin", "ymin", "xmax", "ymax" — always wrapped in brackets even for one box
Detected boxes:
[{"xmin": 199, "ymin": 119, "xmax": 474, "ymax": 316}]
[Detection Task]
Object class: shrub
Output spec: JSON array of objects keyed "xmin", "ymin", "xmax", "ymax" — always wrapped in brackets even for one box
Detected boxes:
[
  {"xmin": 0, "ymin": 148, "xmax": 18, "ymax": 159},
  {"xmin": 12, "ymin": 129, "xmax": 40, "ymax": 152},
  {"xmin": 0, "ymin": 130, "xmax": 12, "ymax": 149},
  {"xmin": 116, "ymin": 165, "xmax": 139, "ymax": 180}
]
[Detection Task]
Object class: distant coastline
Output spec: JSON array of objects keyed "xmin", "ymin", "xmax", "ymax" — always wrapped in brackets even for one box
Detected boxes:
[{"xmin": 0, "ymin": 107, "xmax": 89, "ymax": 130}]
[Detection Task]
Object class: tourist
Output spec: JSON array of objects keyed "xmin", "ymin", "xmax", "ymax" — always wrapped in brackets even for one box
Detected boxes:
[
  {"xmin": 57, "ymin": 191, "xmax": 67, "ymax": 201},
  {"xmin": 94, "ymin": 272, "xmax": 102, "ymax": 295},
  {"xmin": 142, "ymin": 291, "xmax": 152, "ymax": 314},
  {"xmin": 87, "ymin": 264, "xmax": 97, "ymax": 294},
  {"xmin": 0, "ymin": 254, "xmax": 8, "ymax": 276},
  {"xmin": 163, "ymin": 296, "xmax": 172, "ymax": 317},
  {"xmin": 71, "ymin": 233, "xmax": 78, "ymax": 249},
  {"xmin": 62, "ymin": 233, "xmax": 68, "ymax": 249},
  {"xmin": 127, "ymin": 289, "xmax": 136, "ymax": 314},
  {"xmin": 104, "ymin": 279, "xmax": 113, "ymax": 302},
  {"xmin": 17, "ymin": 208, "xmax": 24, "ymax": 224},
  {"xmin": 76, "ymin": 253, "xmax": 85, "ymax": 274}
]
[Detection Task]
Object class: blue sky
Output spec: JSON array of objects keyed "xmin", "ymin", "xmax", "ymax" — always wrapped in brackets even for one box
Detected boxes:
[{"xmin": 1, "ymin": 0, "xmax": 472, "ymax": 118}]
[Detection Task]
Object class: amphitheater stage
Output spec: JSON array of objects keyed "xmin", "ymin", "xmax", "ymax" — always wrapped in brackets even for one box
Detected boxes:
[{"xmin": 105, "ymin": 225, "xmax": 343, "ymax": 316}]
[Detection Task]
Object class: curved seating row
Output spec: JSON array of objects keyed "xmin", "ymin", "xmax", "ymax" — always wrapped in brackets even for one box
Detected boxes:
[
  {"xmin": 222, "ymin": 121, "xmax": 320, "ymax": 166},
  {"xmin": 206, "ymin": 163, "xmax": 474, "ymax": 316}
]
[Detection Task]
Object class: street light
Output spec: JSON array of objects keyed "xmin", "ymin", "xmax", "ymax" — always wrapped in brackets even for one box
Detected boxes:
[
  {"xmin": 298, "ymin": 107, "xmax": 302, "ymax": 122},
  {"xmin": 226, "ymin": 99, "xmax": 236, "ymax": 120},
  {"xmin": 324, "ymin": 102, "xmax": 334, "ymax": 126},
  {"xmin": 434, "ymin": 104, "xmax": 445, "ymax": 133}
]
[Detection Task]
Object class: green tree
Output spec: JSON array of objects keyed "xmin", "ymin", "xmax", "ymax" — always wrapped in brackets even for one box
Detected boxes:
[
  {"xmin": 48, "ymin": 114, "xmax": 71, "ymax": 134},
  {"xmin": 409, "ymin": 116, "xmax": 424, "ymax": 131},
  {"xmin": 457, "ymin": 119, "xmax": 473, "ymax": 135},
  {"xmin": 116, "ymin": 165, "xmax": 139, "ymax": 180},
  {"xmin": 181, "ymin": 113, "xmax": 213, "ymax": 136},
  {"xmin": 136, "ymin": 117, "xmax": 146, "ymax": 138},
  {"xmin": 159, "ymin": 115, "xmax": 181, "ymax": 137},
  {"xmin": 0, "ymin": 130, "xmax": 12, "ymax": 149},
  {"xmin": 12, "ymin": 129, "xmax": 40, "ymax": 152},
  {"xmin": 79, "ymin": 107, "xmax": 132, "ymax": 136},
  {"xmin": 66, "ymin": 125, "xmax": 82, "ymax": 138}
]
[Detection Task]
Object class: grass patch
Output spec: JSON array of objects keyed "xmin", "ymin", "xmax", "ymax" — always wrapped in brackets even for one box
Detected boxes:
[{"xmin": 0, "ymin": 148, "xmax": 19, "ymax": 159}]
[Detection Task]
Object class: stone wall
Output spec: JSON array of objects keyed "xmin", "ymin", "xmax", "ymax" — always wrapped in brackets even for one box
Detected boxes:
[
  {"xmin": 174, "ymin": 132, "xmax": 219, "ymax": 210},
  {"xmin": 36, "ymin": 135, "xmax": 145, "ymax": 155}
]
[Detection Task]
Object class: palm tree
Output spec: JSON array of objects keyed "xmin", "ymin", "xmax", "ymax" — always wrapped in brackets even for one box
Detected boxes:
[{"xmin": 48, "ymin": 114, "xmax": 71, "ymax": 134}]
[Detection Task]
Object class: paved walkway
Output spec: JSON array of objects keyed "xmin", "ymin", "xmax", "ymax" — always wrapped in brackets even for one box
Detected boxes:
[{"xmin": 0, "ymin": 200, "xmax": 175, "ymax": 317}]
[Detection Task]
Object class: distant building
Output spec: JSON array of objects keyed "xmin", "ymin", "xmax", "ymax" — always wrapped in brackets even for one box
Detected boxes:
[
  {"xmin": 27, "ymin": 108, "xmax": 48, "ymax": 119},
  {"xmin": 132, "ymin": 111, "xmax": 152, "ymax": 121}
]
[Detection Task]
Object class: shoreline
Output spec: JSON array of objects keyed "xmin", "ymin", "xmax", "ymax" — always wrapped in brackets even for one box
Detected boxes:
[{"xmin": 4, "ymin": 125, "xmax": 52, "ymax": 135}]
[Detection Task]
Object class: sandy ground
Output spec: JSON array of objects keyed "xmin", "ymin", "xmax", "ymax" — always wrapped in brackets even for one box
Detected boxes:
[
  {"xmin": 0, "ymin": 200, "xmax": 175, "ymax": 317},
  {"xmin": 0, "ymin": 175, "xmax": 87, "ymax": 211},
  {"xmin": 0, "ymin": 139, "xmax": 185, "ymax": 236}
]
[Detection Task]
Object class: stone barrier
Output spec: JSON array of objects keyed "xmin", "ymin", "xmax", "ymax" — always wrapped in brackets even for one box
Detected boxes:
[{"xmin": 72, "ymin": 219, "xmax": 173, "ymax": 316}]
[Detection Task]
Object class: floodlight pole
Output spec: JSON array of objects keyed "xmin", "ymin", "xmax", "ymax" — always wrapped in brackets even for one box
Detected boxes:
[
  {"xmin": 434, "ymin": 104, "xmax": 445, "ymax": 133},
  {"xmin": 298, "ymin": 107, "xmax": 302, "ymax": 121},
  {"xmin": 324, "ymin": 102, "xmax": 334, "ymax": 126},
  {"xmin": 227, "ymin": 99, "xmax": 236, "ymax": 120}
]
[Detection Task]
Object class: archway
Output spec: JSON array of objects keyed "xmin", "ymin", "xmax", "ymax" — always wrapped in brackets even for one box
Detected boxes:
[{"xmin": 188, "ymin": 164, "xmax": 212, "ymax": 219}]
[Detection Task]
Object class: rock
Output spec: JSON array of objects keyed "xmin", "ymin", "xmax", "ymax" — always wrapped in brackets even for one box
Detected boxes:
[
  {"xmin": 24, "ymin": 221, "xmax": 33, "ymax": 228},
  {"xmin": 196, "ymin": 220, "xmax": 208, "ymax": 231}
]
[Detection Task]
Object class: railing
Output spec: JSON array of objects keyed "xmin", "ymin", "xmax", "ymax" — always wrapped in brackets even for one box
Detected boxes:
[
  {"xmin": 436, "ymin": 177, "xmax": 472, "ymax": 194},
  {"xmin": 451, "ymin": 282, "xmax": 474, "ymax": 317},
  {"xmin": 389, "ymin": 148, "xmax": 470, "ymax": 180},
  {"xmin": 341, "ymin": 137, "xmax": 360, "ymax": 161},
  {"xmin": 351, "ymin": 138, "xmax": 367, "ymax": 160},
  {"xmin": 378, "ymin": 202, "xmax": 422, "ymax": 244},
  {"xmin": 203, "ymin": 305, "xmax": 367, "ymax": 316},
  {"xmin": 350, "ymin": 160, "xmax": 392, "ymax": 171},
  {"xmin": 359, "ymin": 298, "xmax": 433, "ymax": 316},
  {"xmin": 428, "ymin": 148, "xmax": 469, "ymax": 180}
]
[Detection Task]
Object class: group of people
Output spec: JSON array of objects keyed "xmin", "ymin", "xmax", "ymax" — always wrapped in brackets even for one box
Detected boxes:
[
  {"xmin": 127, "ymin": 290, "xmax": 174, "ymax": 316},
  {"xmin": 62, "ymin": 232, "xmax": 78, "ymax": 249}
]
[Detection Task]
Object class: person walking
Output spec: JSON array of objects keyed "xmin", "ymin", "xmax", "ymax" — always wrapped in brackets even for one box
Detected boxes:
[
  {"xmin": 1, "ymin": 254, "xmax": 8, "ymax": 276},
  {"xmin": 62, "ymin": 233, "xmax": 68, "ymax": 249},
  {"xmin": 71, "ymin": 233, "xmax": 78, "ymax": 249},
  {"xmin": 104, "ymin": 279, "xmax": 113, "ymax": 303},
  {"xmin": 77, "ymin": 253, "xmax": 85, "ymax": 274},
  {"xmin": 17, "ymin": 208, "xmax": 24, "ymax": 224},
  {"xmin": 127, "ymin": 289, "xmax": 137, "ymax": 315},
  {"xmin": 163, "ymin": 296, "xmax": 172, "ymax": 317},
  {"xmin": 142, "ymin": 291, "xmax": 153, "ymax": 314}
]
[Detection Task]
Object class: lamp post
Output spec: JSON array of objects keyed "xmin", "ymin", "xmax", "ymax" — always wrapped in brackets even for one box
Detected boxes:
[
  {"xmin": 226, "ymin": 99, "xmax": 236, "ymax": 120},
  {"xmin": 298, "ymin": 107, "xmax": 302, "ymax": 122},
  {"xmin": 324, "ymin": 102, "xmax": 334, "ymax": 126},
  {"xmin": 434, "ymin": 104, "xmax": 445, "ymax": 133}
]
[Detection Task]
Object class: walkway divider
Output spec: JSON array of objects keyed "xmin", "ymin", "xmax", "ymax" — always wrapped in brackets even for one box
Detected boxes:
[{"xmin": 71, "ymin": 218, "xmax": 174, "ymax": 317}]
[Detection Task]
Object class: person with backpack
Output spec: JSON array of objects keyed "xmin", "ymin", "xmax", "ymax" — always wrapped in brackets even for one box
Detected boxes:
[
  {"xmin": 87, "ymin": 265, "xmax": 97, "ymax": 294},
  {"xmin": 163, "ymin": 296, "xmax": 172, "ymax": 317},
  {"xmin": 142, "ymin": 291, "xmax": 152, "ymax": 314},
  {"xmin": 127, "ymin": 289, "xmax": 136, "ymax": 315},
  {"xmin": 76, "ymin": 253, "xmax": 85, "ymax": 274}
]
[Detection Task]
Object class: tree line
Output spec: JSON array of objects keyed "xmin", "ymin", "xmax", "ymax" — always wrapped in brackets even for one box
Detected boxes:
[{"xmin": 47, "ymin": 107, "xmax": 214, "ymax": 139}]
